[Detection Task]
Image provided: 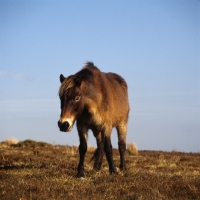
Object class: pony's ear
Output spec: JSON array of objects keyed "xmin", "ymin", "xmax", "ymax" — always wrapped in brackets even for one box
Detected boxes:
[
  {"xmin": 60, "ymin": 74, "xmax": 65, "ymax": 83},
  {"xmin": 75, "ymin": 76, "xmax": 81, "ymax": 87}
]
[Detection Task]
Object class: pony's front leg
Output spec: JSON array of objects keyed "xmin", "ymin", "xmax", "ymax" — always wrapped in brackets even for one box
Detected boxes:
[{"xmin": 76, "ymin": 126, "xmax": 88, "ymax": 178}]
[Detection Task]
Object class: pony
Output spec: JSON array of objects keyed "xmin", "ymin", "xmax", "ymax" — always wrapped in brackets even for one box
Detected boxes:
[{"xmin": 58, "ymin": 62, "xmax": 130, "ymax": 177}]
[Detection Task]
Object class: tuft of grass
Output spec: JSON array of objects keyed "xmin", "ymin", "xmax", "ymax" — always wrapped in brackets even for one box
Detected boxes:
[
  {"xmin": 5, "ymin": 138, "xmax": 18, "ymax": 145},
  {"xmin": 0, "ymin": 138, "xmax": 18, "ymax": 147},
  {"xmin": 172, "ymin": 147, "xmax": 179, "ymax": 152},
  {"xmin": 127, "ymin": 142, "xmax": 138, "ymax": 156},
  {"xmin": 65, "ymin": 145, "xmax": 78, "ymax": 156}
]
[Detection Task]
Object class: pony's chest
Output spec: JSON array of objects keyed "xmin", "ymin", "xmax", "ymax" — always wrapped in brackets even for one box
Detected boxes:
[{"xmin": 80, "ymin": 107, "xmax": 103, "ymax": 126}]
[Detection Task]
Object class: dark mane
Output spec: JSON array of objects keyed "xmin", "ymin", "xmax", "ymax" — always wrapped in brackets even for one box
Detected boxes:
[
  {"xmin": 59, "ymin": 75, "xmax": 76, "ymax": 97},
  {"xmin": 84, "ymin": 61, "xmax": 99, "ymax": 70},
  {"xmin": 59, "ymin": 62, "xmax": 98, "ymax": 97},
  {"xmin": 75, "ymin": 62, "xmax": 99, "ymax": 83}
]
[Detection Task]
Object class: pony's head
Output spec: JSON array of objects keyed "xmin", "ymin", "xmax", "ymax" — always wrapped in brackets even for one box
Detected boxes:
[{"xmin": 58, "ymin": 74, "xmax": 84, "ymax": 132}]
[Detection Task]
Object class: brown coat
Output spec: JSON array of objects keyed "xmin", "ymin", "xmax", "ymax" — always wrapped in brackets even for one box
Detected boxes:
[{"xmin": 58, "ymin": 62, "xmax": 130, "ymax": 177}]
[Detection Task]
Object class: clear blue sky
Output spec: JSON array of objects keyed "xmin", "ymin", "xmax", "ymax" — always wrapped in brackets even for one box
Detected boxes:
[{"xmin": 0, "ymin": 0, "xmax": 199, "ymax": 152}]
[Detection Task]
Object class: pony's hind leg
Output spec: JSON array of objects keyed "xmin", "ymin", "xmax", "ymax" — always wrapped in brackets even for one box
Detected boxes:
[
  {"xmin": 92, "ymin": 130, "xmax": 104, "ymax": 171},
  {"xmin": 104, "ymin": 135, "xmax": 117, "ymax": 174},
  {"xmin": 103, "ymin": 127, "xmax": 117, "ymax": 174},
  {"xmin": 116, "ymin": 125, "xmax": 127, "ymax": 170}
]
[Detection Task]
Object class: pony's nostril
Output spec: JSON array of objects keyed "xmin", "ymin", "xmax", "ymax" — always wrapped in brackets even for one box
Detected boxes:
[
  {"xmin": 58, "ymin": 121, "xmax": 70, "ymax": 131},
  {"xmin": 63, "ymin": 121, "xmax": 69, "ymax": 130}
]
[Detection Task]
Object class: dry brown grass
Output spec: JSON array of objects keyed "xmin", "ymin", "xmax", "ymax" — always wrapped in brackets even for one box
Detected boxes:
[
  {"xmin": 127, "ymin": 142, "xmax": 138, "ymax": 156},
  {"xmin": 0, "ymin": 140, "xmax": 200, "ymax": 200},
  {"xmin": 0, "ymin": 138, "xmax": 18, "ymax": 147}
]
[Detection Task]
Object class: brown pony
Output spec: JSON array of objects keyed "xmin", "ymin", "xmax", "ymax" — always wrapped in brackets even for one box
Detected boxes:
[{"xmin": 58, "ymin": 62, "xmax": 130, "ymax": 177}]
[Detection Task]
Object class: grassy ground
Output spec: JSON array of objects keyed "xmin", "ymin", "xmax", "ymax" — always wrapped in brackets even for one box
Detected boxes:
[{"xmin": 0, "ymin": 140, "xmax": 200, "ymax": 200}]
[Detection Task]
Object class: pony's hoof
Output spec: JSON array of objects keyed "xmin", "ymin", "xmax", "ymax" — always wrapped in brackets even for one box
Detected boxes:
[{"xmin": 76, "ymin": 173, "xmax": 84, "ymax": 178}]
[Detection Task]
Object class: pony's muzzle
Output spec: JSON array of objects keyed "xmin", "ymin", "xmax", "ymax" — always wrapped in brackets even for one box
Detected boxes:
[{"xmin": 58, "ymin": 121, "xmax": 70, "ymax": 132}]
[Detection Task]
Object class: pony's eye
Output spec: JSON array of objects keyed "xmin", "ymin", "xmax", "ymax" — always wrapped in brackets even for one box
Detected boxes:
[{"xmin": 75, "ymin": 96, "xmax": 80, "ymax": 102}]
